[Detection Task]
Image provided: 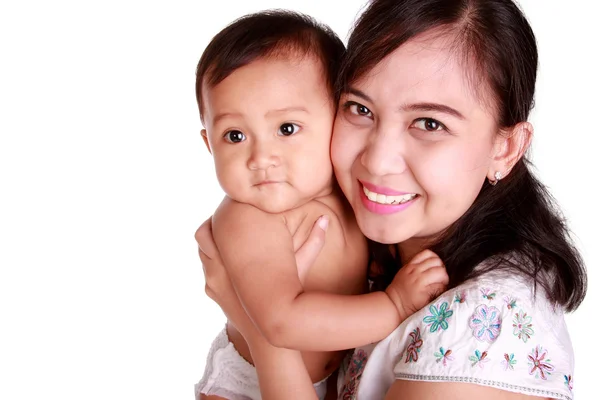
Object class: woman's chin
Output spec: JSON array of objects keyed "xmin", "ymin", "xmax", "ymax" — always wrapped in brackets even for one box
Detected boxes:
[{"xmin": 358, "ymin": 220, "xmax": 413, "ymax": 245}]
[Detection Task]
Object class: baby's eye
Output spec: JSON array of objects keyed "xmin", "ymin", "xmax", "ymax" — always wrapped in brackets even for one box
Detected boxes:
[
  {"xmin": 224, "ymin": 130, "xmax": 246, "ymax": 143},
  {"xmin": 412, "ymin": 118, "xmax": 446, "ymax": 132},
  {"xmin": 278, "ymin": 123, "xmax": 300, "ymax": 136}
]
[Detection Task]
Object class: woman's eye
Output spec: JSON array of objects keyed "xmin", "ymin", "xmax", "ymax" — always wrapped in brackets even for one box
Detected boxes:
[
  {"xmin": 412, "ymin": 118, "xmax": 446, "ymax": 132},
  {"xmin": 278, "ymin": 123, "xmax": 300, "ymax": 136},
  {"xmin": 348, "ymin": 102, "xmax": 373, "ymax": 118},
  {"xmin": 224, "ymin": 130, "xmax": 246, "ymax": 143}
]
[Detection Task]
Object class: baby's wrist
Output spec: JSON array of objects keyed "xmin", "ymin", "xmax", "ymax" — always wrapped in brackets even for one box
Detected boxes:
[{"xmin": 383, "ymin": 289, "xmax": 407, "ymax": 322}]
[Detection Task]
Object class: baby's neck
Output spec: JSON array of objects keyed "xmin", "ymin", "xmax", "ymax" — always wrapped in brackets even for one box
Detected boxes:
[
  {"xmin": 289, "ymin": 180, "xmax": 341, "ymax": 211},
  {"xmin": 303, "ymin": 183, "xmax": 340, "ymax": 209}
]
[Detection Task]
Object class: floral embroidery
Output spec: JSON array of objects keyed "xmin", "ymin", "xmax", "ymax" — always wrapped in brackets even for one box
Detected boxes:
[
  {"xmin": 340, "ymin": 350, "xmax": 368, "ymax": 400},
  {"xmin": 502, "ymin": 353, "xmax": 517, "ymax": 371},
  {"xmin": 564, "ymin": 375, "xmax": 573, "ymax": 391},
  {"xmin": 348, "ymin": 349, "xmax": 368, "ymax": 376},
  {"xmin": 341, "ymin": 379, "xmax": 358, "ymax": 400},
  {"xmin": 527, "ymin": 345, "xmax": 555, "ymax": 380},
  {"xmin": 454, "ymin": 291, "xmax": 466, "ymax": 304},
  {"xmin": 423, "ymin": 302, "xmax": 453, "ymax": 333},
  {"xmin": 503, "ymin": 296, "xmax": 517, "ymax": 310},
  {"xmin": 434, "ymin": 347, "xmax": 454, "ymax": 366},
  {"xmin": 469, "ymin": 349, "xmax": 489, "ymax": 368},
  {"xmin": 512, "ymin": 310, "xmax": 534, "ymax": 343},
  {"xmin": 480, "ymin": 288, "xmax": 496, "ymax": 301},
  {"xmin": 404, "ymin": 327, "xmax": 424, "ymax": 363},
  {"xmin": 469, "ymin": 304, "xmax": 502, "ymax": 342}
]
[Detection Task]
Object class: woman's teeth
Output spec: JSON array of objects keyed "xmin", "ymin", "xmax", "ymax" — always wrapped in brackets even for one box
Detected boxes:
[{"xmin": 363, "ymin": 186, "xmax": 417, "ymax": 205}]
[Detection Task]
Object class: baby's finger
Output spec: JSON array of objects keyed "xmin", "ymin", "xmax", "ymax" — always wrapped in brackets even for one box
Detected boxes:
[
  {"xmin": 417, "ymin": 265, "xmax": 449, "ymax": 286},
  {"xmin": 426, "ymin": 282, "xmax": 448, "ymax": 302},
  {"xmin": 411, "ymin": 256, "xmax": 445, "ymax": 274}
]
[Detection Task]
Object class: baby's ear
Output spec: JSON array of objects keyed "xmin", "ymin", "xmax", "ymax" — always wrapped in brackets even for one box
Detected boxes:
[{"xmin": 201, "ymin": 129, "xmax": 211, "ymax": 154}]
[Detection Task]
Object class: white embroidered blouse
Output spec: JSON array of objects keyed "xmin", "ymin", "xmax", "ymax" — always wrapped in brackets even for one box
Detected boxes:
[{"xmin": 337, "ymin": 271, "xmax": 575, "ymax": 399}]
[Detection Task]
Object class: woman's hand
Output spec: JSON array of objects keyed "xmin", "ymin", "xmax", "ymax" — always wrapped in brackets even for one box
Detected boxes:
[
  {"xmin": 196, "ymin": 215, "xmax": 328, "ymax": 400},
  {"xmin": 196, "ymin": 216, "xmax": 261, "ymax": 344},
  {"xmin": 295, "ymin": 215, "xmax": 330, "ymax": 284}
]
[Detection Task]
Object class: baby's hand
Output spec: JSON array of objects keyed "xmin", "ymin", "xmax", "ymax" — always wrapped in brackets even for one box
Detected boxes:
[{"xmin": 385, "ymin": 249, "xmax": 449, "ymax": 320}]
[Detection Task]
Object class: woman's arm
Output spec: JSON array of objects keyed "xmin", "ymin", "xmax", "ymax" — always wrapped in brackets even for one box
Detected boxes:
[
  {"xmin": 380, "ymin": 278, "xmax": 568, "ymax": 400},
  {"xmin": 250, "ymin": 342, "xmax": 319, "ymax": 400}
]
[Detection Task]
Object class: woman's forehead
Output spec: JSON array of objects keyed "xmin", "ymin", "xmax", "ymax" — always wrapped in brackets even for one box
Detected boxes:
[{"xmin": 350, "ymin": 31, "xmax": 496, "ymax": 117}]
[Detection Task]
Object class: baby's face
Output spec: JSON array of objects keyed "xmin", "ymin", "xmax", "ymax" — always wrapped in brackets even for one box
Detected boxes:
[{"xmin": 202, "ymin": 56, "xmax": 335, "ymax": 213}]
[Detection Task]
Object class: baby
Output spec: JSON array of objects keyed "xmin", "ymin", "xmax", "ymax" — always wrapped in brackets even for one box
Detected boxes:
[{"xmin": 195, "ymin": 10, "xmax": 447, "ymax": 400}]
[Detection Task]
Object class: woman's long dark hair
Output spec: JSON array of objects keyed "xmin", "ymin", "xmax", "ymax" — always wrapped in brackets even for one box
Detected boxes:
[{"xmin": 345, "ymin": 0, "xmax": 586, "ymax": 311}]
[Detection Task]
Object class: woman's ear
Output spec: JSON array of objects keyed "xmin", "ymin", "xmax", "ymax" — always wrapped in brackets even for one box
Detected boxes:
[
  {"xmin": 487, "ymin": 122, "xmax": 533, "ymax": 182},
  {"xmin": 201, "ymin": 129, "xmax": 212, "ymax": 154}
]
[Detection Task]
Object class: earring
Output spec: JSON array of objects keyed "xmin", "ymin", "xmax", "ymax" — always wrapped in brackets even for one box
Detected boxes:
[{"xmin": 489, "ymin": 171, "xmax": 502, "ymax": 186}]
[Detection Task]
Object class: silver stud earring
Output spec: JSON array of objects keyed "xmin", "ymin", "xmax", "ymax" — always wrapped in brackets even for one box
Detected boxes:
[{"xmin": 489, "ymin": 171, "xmax": 502, "ymax": 186}]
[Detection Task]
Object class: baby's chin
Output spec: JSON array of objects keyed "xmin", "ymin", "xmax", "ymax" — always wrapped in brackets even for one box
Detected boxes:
[
  {"xmin": 248, "ymin": 195, "xmax": 309, "ymax": 214},
  {"xmin": 226, "ymin": 181, "xmax": 334, "ymax": 214},
  {"xmin": 246, "ymin": 190, "xmax": 326, "ymax": 214}
]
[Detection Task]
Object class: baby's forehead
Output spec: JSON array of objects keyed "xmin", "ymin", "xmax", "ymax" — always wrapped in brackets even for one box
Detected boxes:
[
  {"xmin": 206, "ymin": 46, "xmax": 324, "ymax": 80},
  {"xmin": 208, "ymin": 52, "xmax": 329, "ymax": 89},
  {"xmin": 202, "ymin": 55, "xmax": 334, "ymax": 116}
]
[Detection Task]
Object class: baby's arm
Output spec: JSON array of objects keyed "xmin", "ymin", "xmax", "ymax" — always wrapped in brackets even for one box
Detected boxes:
[
  {"xmin": 213, "ymin": 199, "xmax": 399, "ymax": 351},
  {"xmin": 213, "ymin": 200, "xmax": 447, "ymax": 351}
]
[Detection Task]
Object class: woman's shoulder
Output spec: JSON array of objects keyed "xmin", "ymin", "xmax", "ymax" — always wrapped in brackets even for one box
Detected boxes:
[
  {"xmin": 391, "ymin": 271, "xmax": 573, "ymax": 398},
  {"xmin": 349, "ymin": 269, "xmax": 575, "ymax": 400}
]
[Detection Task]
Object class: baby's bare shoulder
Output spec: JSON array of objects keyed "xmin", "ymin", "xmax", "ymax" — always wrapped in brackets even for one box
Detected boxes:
[{"xmin": 285, "ymin": 195, "xmax": 369, "ymax": 294}]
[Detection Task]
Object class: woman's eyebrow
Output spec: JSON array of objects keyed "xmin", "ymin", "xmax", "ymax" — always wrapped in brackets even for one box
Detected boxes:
[
  {"xmin": 400, "ymin": 103, "xmax": 466, "ymax": 119},
  {"xmin": 346, "ymin": 87, "xmax": 374, "ymax": 103},
  {"xmin": 346, "ymin": 88, "xmax": 465, "ymax": 119}
]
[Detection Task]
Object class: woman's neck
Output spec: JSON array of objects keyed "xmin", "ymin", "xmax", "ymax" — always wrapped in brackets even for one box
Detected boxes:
[{"xmin": 397, "ymin": 237, "xmax": 433, "ymax": 262}]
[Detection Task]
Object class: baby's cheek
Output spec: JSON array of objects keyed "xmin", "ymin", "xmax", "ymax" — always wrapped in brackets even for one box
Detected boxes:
[{"xmin": 331, "ymin": 142, "xmax": 354, "ymax": 175}]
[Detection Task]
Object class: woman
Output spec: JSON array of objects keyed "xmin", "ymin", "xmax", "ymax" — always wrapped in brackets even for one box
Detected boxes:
[{"xmin": 198, "ymin": 0, "xmax": 586, "ymax": 398}]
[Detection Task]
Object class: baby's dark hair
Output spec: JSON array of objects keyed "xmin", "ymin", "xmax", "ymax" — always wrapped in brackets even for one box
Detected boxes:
[{"xmin": 196, "ymin": 10, "xmax": 345, "ymax": 120}]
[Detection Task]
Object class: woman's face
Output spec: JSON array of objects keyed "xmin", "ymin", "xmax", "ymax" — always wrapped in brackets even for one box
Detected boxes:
[{"xmin": 332, "ymin": 32, "xmax": 499, "ymax": 247}]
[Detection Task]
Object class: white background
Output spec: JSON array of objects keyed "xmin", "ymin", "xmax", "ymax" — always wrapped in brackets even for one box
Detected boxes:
[{"xmin": 0, "ymin": 1, "xmax": 597, "ymax": 399}]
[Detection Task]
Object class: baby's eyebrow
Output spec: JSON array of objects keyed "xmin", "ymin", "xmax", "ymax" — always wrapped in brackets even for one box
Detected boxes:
[
  {"xmin": 213, "ymin": 112, "xmax": 242, "ymax": 125},
  {"xmin": 265, "ymin": 106, "xmax": 309, "ymax": 117}
]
